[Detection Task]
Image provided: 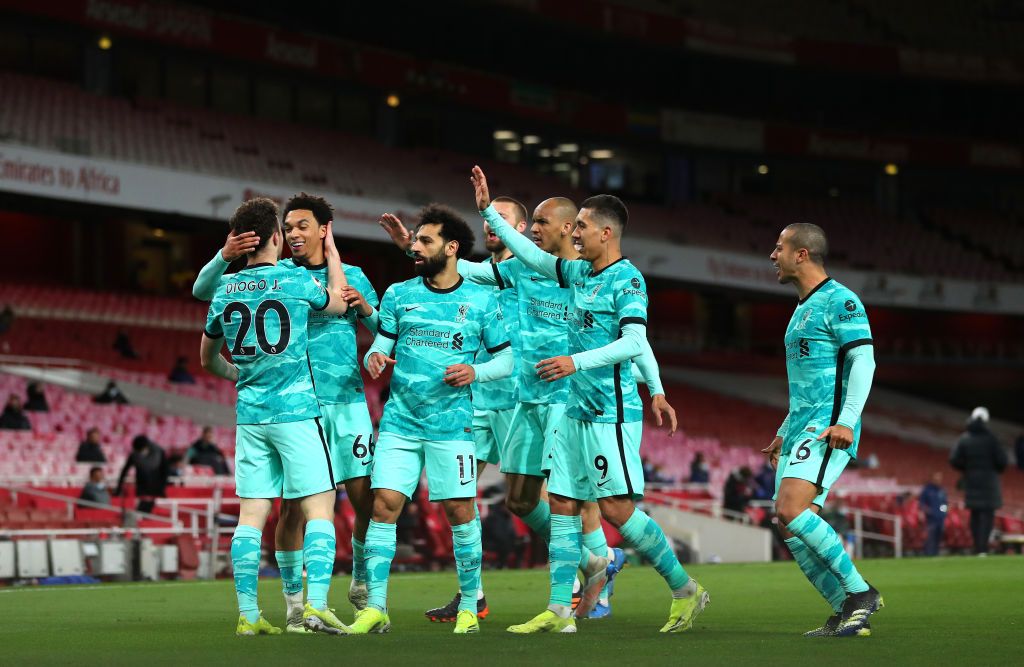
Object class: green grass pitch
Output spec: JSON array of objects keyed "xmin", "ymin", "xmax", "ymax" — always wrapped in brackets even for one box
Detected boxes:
[{"xmin": 1, "ymin": 556, "xmax": 1020, "ymax": 666}]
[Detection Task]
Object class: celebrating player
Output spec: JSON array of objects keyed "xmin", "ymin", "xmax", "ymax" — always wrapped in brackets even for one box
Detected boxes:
[
  {"xmin": 194, "ymin": 194, "xmax": 380, "ymax": 632},
  {"xmin": 469, "ymin": 166, "xmax": 707, "ymax": 634},
  {"xmin": 380, "ymin": 196, "xmax": 675, "ymax": 619},
  {"xmin": 763, "ymin": 223, "xmax": 882, "ymax": 637},
  {"xmin": 419, "ymin": 197, "xmax": 526, "ymax": 622},
  {"xmin": 352, "ymin": 204, "xmax": 514, "ymax": 635},
  {"xmin": 198, "ymin": 198, "xmax": 350, "ymax": 636}
]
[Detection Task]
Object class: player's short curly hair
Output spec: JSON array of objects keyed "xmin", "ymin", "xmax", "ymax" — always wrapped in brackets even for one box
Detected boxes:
[
  {"xmin": 283, "ymin": 192, "xmax": 333, "ymax": 227},
  {"xmin": 229, "ymin": 198, "xmax": 280, "ymax": 252},
  {"xmin": 416, "ymin": 203, "xmax": 475, "ymax": 259}
]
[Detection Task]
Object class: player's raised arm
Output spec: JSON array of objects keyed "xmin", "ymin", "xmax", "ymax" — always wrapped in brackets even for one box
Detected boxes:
[
  {"xmin": 192, "ymin": 230, "xmax": 260, "ymax": 300},
  {"xmin": 320, "ymin": 221, "xmax": 349, "ymax": 316},
  {"xmin": 380, "ymin": 210, "xmax": 501, "ymax": 287},
  {"xmin": 471, "ymin": 166, "xmax": 559, "ymax": 281},
  {"xmin": 457, "ymin": 258, "xmax": 503, "ymax": 286},
  {"xmin": 378, "ymin": 213, "xmax": 414, "ymax": 254}
]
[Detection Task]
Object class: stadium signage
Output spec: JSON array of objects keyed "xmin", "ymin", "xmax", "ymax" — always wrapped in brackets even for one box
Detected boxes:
[
  {"xmin": 0, "ymin": 150, "xmax": 120, "ymax": 196},
  {"xmin": 3, "ymin": 142, "xmax": 1022, "ymax": 315}
]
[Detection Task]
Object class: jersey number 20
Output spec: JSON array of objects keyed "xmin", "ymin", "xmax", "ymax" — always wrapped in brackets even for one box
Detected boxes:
[{"xmin": 224, "ymin": 300, "xmax": 291, "ymax": 355}]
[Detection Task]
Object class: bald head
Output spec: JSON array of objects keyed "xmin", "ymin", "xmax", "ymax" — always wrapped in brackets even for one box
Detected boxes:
[
  {"xmin": 531, "ymin": 197, "xmax": 579, "ymax": 254},
  {"xmin": 534, "ymin": 197, "xmax": 577, "ymax": 226},
  {"xmin": 783, "ymin": 223, "xmax": 828, "ymax": 265}
]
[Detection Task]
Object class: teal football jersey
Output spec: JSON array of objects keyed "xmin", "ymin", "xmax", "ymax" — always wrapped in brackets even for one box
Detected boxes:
[
  {"xmin": 204, "ymin": 262, "xmax": 328, "ymax": 425},
  {"xmin": 783, "ymin": 278, "xmax": 873, "ymax": 458},
  {"xmin": 555, "ymin": 257, "xmax": 648, "ymax": 424},
  {"xmin": 281, "ymin": 259, "xmax": 379, "ymax": 405},
  {"xmin": 472, "ymin": 258, "xmax": 520, "ymax": 411},
  {"xmin": 377, "ymin": 276, "xmax": 511, "ymax": 441},
  {"xmin": 493, "ymin": 258, "xmax": 572, "ymax": 405}
]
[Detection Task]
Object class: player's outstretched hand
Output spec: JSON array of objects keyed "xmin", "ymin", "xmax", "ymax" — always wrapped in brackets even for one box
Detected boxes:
[
  {"xmin": 379, "ymin": 213, "xmax": 413, "ymax": 252},
  {"xmin": 651, "ymin": 394, "xmax": 678, "ymax": 436},
  {"xmin": 819, "ymin": 424, "xmax": 854, "ymax": 450},
  {"xmin": 220, "ymin": 230, "xmax": 260, "ymax": 261},
  {"xmin": 367, "ymin": 352, "xmax": 395, "ymax": 379},
  {"xmin": 536, "ymin": 356, "xmax": 576, "ymax": 382},
  {"xmin": 762, "ymin": 436, "xmax": 782, "ymax": 470},
  {"xmin": 471, "ymin": 165, "xmax": 491, "ymax": 211},
  {"xmin": 341, "ymin": 286, "xmax": 372, "ymax": 317},
  {"xmin": 444, "ymin": 364, "xmax": 476, "ymax": 387}
]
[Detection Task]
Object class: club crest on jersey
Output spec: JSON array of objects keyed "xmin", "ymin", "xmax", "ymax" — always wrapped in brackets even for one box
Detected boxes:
[
  {"xmin": 795, "ymin": 308, "xmax": 813, "ymax": 330},
  {"xmin": 455, "ymin": 303, "xmax": 470, "ymax": 322}
]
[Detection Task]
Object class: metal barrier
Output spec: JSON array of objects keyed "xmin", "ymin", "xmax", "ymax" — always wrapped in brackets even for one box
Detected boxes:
[
  {"xmin": 0, "ymin": 484, "xmax": 240, "ymax": 580},
  {"xmin": 745, "ymin": 499, "xmax": 904, "ymax": 558},
  {"xmin": 849, "ymin": 507, "xmax": 903, "ymax": 559}
]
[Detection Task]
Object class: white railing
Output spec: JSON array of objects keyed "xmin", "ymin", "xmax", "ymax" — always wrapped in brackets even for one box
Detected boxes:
[
  {"xmin": 0, "ymin": 484, "xmax": 240, "ymax": 579},
  {"xmin": 655, "ymin": 496, "xmax": 906, "ymax": 558},
  {"xmin": 849, "ymin": 507, "xmax": 903, "ymax": 559}
]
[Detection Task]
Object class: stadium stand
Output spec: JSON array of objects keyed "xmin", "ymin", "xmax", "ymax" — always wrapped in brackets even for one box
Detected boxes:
[
  {"xmin": 2, "ymin": 73, "xmax": 1021, "ymax": 283},
  {"xmin": 600, "ymin": 0, "xmax": 1024, "ymax": 55},
  {"xmin": 3, "ymin": 360, "xmax": 1020, "ymax": 559},
  {"xmin": 0, "ymin": 374, "xmax": 236, "ymax": 481}
]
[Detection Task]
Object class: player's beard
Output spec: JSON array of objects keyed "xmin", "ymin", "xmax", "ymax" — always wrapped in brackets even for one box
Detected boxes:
[
  {"xmin": 413, "ymin": 249, "xmax": 447, "ymax": 278},
  {"xmin": 484, "ymin": 236, "xmax": 506, "ymax": 253}
]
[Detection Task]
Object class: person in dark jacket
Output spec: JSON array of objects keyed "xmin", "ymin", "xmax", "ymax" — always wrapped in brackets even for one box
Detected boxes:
[
  {"xmin": 75, "ymin": 428, "xmax": 107, "ymax": 463},
  {"xmin": 919, "ymin": 472, "xmax": 948, "ymax": 556},
  {"xmin": 723, "ymin": 466, "xmax": 754, "ymax": 517},
  {"xmin": 93, "ymin": 381, "xmax": 129, "ymax": 405},
  {"xmin": 24, "ymin": 382, "xmax": 49, "ymax": 412},
  {"xmin": 114, "ymin": 435, "xmax": 169, "ymax": 514},
  {"xmin": 168, "ymin": 356, "xmax": 196, "ymax": 384},
  {"xmin": 0, "ymin": 394, "xmax": 31, "ymax": 430},
  {"xmin": 113, "ymin": 330, "xmax": 138, "ymax": 359},
  {"xmin": 185, "ymin": 427, "xmax": 229, "ymax": 475},
  {"xmin": 689, "ymin": 452, "xmax": 710, "ymax": 484},
  {"xmin": 950, "ymin": 407, "xmax": 1008, "ymax": 555}
]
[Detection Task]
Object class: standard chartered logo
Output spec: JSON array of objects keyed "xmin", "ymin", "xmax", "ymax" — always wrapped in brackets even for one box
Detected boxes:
[
  {"xmin": 406, "ymin": 326, "xmax": 458, "ymax": 349},
  {"xmin": 527, "ymin": 296, "xmax": 566, "ymax": 320}
]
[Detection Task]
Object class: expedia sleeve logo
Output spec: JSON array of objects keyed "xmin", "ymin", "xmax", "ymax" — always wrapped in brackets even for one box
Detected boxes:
[
  {"xmin": 839, "ymin": 298, "xmax": 865, "ymax": 322},
  {"xmin": 621, "ymin": 275, "xmax": 645, "ymax": 296}
]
